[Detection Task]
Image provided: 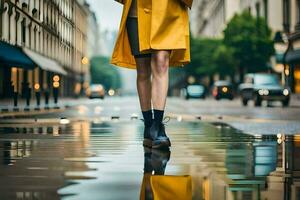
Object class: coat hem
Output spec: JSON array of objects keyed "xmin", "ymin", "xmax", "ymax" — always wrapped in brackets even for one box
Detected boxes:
[
  {"xmin": 110, "ymin": 60, "xmax": 136, "ymax": 69},
  {"xmin": 111, "ymin": 59, "xmax": 190, "ymax": 69}
]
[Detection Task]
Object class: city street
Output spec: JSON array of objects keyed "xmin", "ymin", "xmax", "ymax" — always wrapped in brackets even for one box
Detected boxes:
[
  {"xmin": 8, "ymin": 96, "xmax": 299, "ymax": 135},
  {"xmin": 0, "ymin": 96, "xmax": 299, "ymax": 199},
  {"xmin": 2, "ymin": 0, "xmax": 300, "ymax": 199}
]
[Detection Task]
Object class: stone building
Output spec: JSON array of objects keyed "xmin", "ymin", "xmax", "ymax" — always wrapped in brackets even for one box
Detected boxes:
[
  {"xmin": 191, "ymin": 0, "xmax": 283, "ymax": 38},
  {"xmin": 86, "ymin": 11, "xmax": 100, "ymax": 58},
  {"xmin": 73, "ymin": 0, "xmax": 100, "ymax": 96},
  {"xmin": 0, "ymin": 0, "xmax": 95, "ymax": 103},
  {"xmin": 190, "ymin": 0, "xmax": 240, "ymax": 38}
]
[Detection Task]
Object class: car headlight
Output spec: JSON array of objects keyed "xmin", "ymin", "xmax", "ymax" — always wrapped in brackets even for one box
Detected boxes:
[
  {"xmin": 258, "ymin": 89, "xmax": 269, "ymax": 95},
  {"xmin": 108, "ymin": 89, "xmax": 115, "ymax": 96},
  {"xmin": 283, "ymin": 89, "xmax": 289, "ymax": 96},
  {"xmin": 222, "ymin": 87, "xmax": 228, "ymax": 93},
  {"xmin": 264, "ymin": 89, "xmax": 269, "ymax": 95}
]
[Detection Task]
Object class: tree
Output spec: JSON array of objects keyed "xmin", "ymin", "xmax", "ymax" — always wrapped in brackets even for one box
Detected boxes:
[
  {"xmin": 223, "ymin": 11, "xmax": 275, "ymax": 81},
  {"xmin": 90, "ymin": 56, "xmax": 122, "ymax": 90},
  {"xmin": 212, "ymin": 45, "xmax": 237, "ymax": 80},
  {"xmin": 186, "ymin": 37, "xmax": 222, "ymax": 78},
  {"xmin": 184, "ymin": 37, "xmax": 237, "ymax": 86}
]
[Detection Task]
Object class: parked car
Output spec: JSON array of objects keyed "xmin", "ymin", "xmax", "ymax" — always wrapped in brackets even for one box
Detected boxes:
[
  {"xmin": 86, "ymin": 84, "xmax": 105, "ymax": 99},
  {"xmin": 212, "ymin": 81, "xmax": 234, "ymax": 100},
  {"xmin": 185, "ymin": 85, "xmax": 206, "ymax": 99},
  {"xmin": 239, "ymin": 73, "xmax": 290, "ymax": 107}
]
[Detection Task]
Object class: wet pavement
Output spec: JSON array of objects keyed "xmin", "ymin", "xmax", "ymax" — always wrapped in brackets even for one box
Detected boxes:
[
  {"xmin": 0, "ymin": 119, "xmax": 299, "ymax": 200},
  {"xmin": 8, "ymin": 96, "xmax": 299, "ymax": 135}
]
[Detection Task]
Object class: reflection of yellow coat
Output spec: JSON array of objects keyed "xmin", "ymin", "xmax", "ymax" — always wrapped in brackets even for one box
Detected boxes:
[
  {"xmin": 140, "ymin": 174, "xmax": 192, "ymax": 200},
  {"xmin": 111, "ymin": 0, "xmax": 191, "ymax": 69}
]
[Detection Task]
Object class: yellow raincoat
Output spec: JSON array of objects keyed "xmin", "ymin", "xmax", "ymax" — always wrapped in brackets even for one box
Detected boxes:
[{"xmin": 111, "ymin": 0, "xmax": 192, "ymax": 69}]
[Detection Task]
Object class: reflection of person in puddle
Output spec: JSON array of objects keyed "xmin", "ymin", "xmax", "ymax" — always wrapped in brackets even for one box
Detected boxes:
[
  {"xmin": 140, "ymin": 148, "xmax": 171, "ymax": 200},
  {"xmin": 140, "ymin": 149, "xmax": 192, "ymax": 200}
]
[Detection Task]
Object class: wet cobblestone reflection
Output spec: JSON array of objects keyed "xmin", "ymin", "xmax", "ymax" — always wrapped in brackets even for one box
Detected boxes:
[{"xmin": 0, "ymin": 120, "xmax": 299, "ymax": 200}]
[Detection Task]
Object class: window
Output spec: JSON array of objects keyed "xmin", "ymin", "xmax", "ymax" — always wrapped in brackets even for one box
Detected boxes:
[
  {"xmin": 297, "ymin": 0, "xmax": 300, "ymax": 30},
  {"xmin": 283, "ymin": 0, "xmax": 291, "ymax": 32},
  {"xmin": 245, "ymin": 76, "xmax": 253, "ymax": 84},
  {"xmin": 16, "ymin": 12, "xmax": 19, "ymax": 43},
  {"xmin": 254, "ymin": 74, "xmax": 280, "ymax": 85},
  {"xmin": 34, "ymin": 27, "xmax": 37, "ymax": 50},
  {"xmin": 21, "ymin": 19, "xmax": 26, "ymax": 44}
]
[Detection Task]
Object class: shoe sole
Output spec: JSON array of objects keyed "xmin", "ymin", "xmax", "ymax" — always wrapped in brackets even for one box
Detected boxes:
[
  {"xmin": 152, "ymin": 140, "xmax": 171, "ymax": 150},
  {"xmin": 143, "ymin": 138, "xmax": 152, "ymax": 148}
]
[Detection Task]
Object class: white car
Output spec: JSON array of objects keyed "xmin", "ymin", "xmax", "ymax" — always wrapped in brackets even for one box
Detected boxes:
[{"xmin": 86, "ymin": 84, "xmax": 105, "ymax": 99}]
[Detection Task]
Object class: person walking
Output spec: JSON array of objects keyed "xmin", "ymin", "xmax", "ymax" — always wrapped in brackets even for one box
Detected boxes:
[{"xmin": 111, "ymin": 0, "xmax": 192, "ymax": 149}]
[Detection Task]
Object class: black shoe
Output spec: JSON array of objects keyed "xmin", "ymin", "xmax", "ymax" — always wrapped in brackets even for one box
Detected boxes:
[
  {"xmin": 143, "ymin": 126, "xmax": 153, "ymax": 148},
  {"xmin": 151, "ymin": 149, "xmax": 171, "ymax": 175},
  {"xmin": 150, "ymin": 121, "xmax": 171, "ymax": 150},
  {"xmin": 144, "ymin": 147, "xmax": 153, "ymax": 173}
]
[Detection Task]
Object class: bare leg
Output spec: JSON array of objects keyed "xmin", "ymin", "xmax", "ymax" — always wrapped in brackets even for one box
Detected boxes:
[
  {"xmin": 151, "ymin": 51, "xmax": 170, "ymax": 110},
  {"xmin": 136, "ymin": 57, "xmax": 152, "ymax": 111},
  {"xmin": 150, "ymin": 50, "xmax": 171, "ymax": 149}
]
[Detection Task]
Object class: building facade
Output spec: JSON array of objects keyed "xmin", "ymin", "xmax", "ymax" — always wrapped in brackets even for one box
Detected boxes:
[
  {"xmin": 73, "ymin": 0, "xmax": 88, "ymax": 96},
  {"xmin": 191, "ymin": 0, "xmax": 300, "ymax": 93},
  {"xmin": 190, "ymin": 0, "xmax": 240, "ymax": 38},
  {"xmin": 0, "ymin": 0, "xmax": 95, "ymax": 104},
  {"xmin": 191, "ymin": 0, "xmax": 282, "ymax": 38},
  {"xmin": 73, "ymin": 0, "xmax": 100, "ymax": 96},
  {"xmin": 284, "ymin": 0, "xmax": 300, "ymax": 94},
  {"xmin": 86, "ymin": 11, "xmax": 100, "ymax": 58}
]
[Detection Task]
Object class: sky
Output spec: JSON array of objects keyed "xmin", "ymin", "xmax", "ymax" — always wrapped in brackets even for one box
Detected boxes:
[{"xmin": 86, "ymin": 0, "xmax": 123, "ymax": 31}]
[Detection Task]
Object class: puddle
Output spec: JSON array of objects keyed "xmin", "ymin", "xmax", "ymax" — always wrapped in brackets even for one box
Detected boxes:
[{"xmin": 0, "ymin": 120, "xmax": 299, "ymax": 200}]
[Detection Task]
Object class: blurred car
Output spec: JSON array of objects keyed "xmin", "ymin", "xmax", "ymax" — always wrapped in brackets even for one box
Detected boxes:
[
  {"xmin": 185, "ymin": 85, "xmax": 206, "ymax": 99},
  {"xmin": 239, "ymin": 73, "xmax": 290, "ymax": 107},
  {"xmin": 86, "ymin": 84, "xmax": 105, "ymax": 99},
  {"xmin": 212, "ymin": 80, "xmax": 234, "ymax": 100}
]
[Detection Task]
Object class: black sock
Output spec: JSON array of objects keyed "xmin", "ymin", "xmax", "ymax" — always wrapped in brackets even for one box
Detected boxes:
[
  {"xmin": 142, "ymin": 110, "xmax": 153, "ymax": 127},
  {"xmin": 154, "ymin": 109, "xmax": 164, "ymax": 123}
]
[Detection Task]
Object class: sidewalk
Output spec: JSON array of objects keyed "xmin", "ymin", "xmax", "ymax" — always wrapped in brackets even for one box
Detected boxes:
[
  {"xmin": 0, "ymin": 97, "xmax": 90, "ymax": 118},
  {"xmin": 292, "ymin": 93, "xmax": 300, "ymax": 106}
]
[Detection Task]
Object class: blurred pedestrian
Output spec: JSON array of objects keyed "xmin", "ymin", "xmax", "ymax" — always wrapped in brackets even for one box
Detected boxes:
[{"xmin": 111, "ymin": 0, "xmax": 192, "ymax": 149}]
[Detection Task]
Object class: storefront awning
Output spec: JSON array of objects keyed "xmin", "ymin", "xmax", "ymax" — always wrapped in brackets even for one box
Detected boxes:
[
  {"xmin": 23, "ymin": 47, "xmax": 67, "ymax": 75},
  {"xmin": 0, "ymin": 41, "xmax": 35, "ymax": 69}
]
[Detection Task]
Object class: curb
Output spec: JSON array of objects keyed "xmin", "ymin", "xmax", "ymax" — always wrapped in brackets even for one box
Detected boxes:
[
  {"xmin": 0, "ymin": 98, "xmax": 102, "ymax": 119},
  {"xmin": 0, "ymin": 118, "xmax": 62, "ymax": 124},
  {"xmin": 0, "ymin": 107, "xmax": 66, "ymax": 119}
]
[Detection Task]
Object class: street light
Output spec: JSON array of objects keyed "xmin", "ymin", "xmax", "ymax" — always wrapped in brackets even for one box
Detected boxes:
[
  {"xmin": 34, "ymin": 83, "xmax": 41, "ymax": 110},
  {"xmin": 80, "ymin": 56, "xmax": 89, "ymax": 96},
  {"xmin": 53, "ymin": 75, "xmax": 60, "ymax": 82},
  {"xmin": 53, "ymin": 75, "xmax": 60, "ymax": 108},
  {"xmin": 81, "ymin": 56, "xmax": 89, "ymax": 65}
]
